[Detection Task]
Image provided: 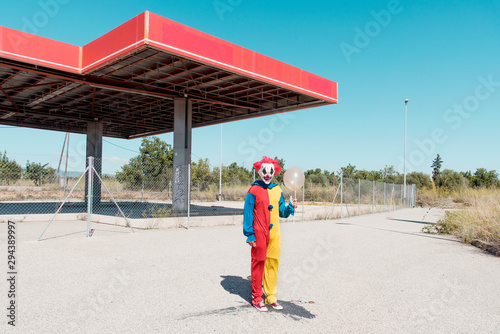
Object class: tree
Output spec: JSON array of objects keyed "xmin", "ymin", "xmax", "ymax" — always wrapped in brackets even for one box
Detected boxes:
[
  {"xmin": 460, "ymin": 170, "xmax": 472, "ymax": 180},
  {"xmin": 139, "ymin": 136, "xmax": 174, "ymax": 169},
  {"xmin": 380, "ymin": 165, "xmax": 400, "ymax": 183},
  {"xmin": 469, "ymin": 168, "xmax": 499, "ymax": 188},
  {"xmin": 223, "ymin": 162, "xmax": 253, "ymax": 184},
  {"xmin": 431, "ymin": 154, "xmax": 443, "ymax": 187},
  {"xmin": 339, "ymin": 164, "xmax": 357, "ymax": 179},
  {"xmin": 25, "ymin": 161, "xmax": 55, "ymax": 186},
  {"xmin": 191, "ymin": 158, "xmax": 214, "ymax": 190},
  {"xmin": 355, "ymin": 169, "xmax": 383, "ymax": 181},
  {"xmin": 440, "ymin": 169, "xmax": 468, "ymax": 191},
  {"xmin": 305, "ymin": 168, "xmax": 329, "ymax": 186},
  {"xmin": 273, "ymin": 156, "xmax": 286, "ymax": 184},
  {"xmin": 405, "ymin": 171, "xmax": 432, "ymax": 189},
  {"xmin": 0, "ymin": 151, "xmax": 22, "ymax": 185},
  {"xmin": 323, "ymin": 170, "xmax": 335, "ymax": 184},
  {"xmin": 116, "ymin": 137, "xmax": 173, "ymax": 191}
]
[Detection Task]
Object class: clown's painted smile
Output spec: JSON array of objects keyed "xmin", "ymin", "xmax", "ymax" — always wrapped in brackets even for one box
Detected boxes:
[{"xmin": 259, "ymin": 163, "xmax": 275, "ymax": 184}]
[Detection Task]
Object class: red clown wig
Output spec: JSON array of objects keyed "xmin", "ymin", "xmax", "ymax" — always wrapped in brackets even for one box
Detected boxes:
[{"xmin": 253, "ymin": 156, "xmax": 282, "ymax": 174}]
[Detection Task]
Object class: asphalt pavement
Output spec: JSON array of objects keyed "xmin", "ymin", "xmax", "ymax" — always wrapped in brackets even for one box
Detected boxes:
[{"xmin": 1, "ymin": 207, "xmax": 499, "ymax": 333}]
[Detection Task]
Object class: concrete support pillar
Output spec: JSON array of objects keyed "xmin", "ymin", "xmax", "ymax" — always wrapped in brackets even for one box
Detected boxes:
[
  {"xmin": 172, "ymin": 97, "xmax": 192, "ymax": 211},
  {"xmin": 85, "ymin": 121, "xmax": 103, "ymax": 206}
]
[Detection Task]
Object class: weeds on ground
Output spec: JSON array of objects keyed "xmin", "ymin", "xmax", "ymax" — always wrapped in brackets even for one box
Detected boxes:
[
  {"xmin": 141, "ymin": 204, "xmax": 180, "ymax": 229},
  {"xmin": 421, "ymin": 188, "xmax": 500, "ymax": 254},
  {"xmin": 143, "ymin": 205, "xmax": 177, "ymax": 218},
  {"xmin": 417, "ymin": 188, "xmax": 460, "ymax": 208}
]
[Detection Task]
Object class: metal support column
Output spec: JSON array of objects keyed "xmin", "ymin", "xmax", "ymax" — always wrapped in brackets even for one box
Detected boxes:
[
  {"xmin": 173, "ymin": 97, "xmax": 192, "ymax": 212},
  {"xmin": 85, "ymin": 121, "xmax": 102, "ymax": 206}
]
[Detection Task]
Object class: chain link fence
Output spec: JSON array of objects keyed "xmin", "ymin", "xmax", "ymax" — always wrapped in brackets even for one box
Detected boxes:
[
  {"xmin": 1, "ymin": 158, "xmax": 415, "ymax": 236},
  {"xmin": 323, "ymin": 177, "xmax": 415, "ymax": 220}
]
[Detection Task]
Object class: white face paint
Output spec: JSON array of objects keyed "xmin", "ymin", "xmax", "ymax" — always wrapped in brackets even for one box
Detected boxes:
[{"xmin": 258, "ymin": 163, "xmax": 275, "ymax": 184}]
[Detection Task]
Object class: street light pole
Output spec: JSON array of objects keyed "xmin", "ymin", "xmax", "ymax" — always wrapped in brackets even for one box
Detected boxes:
[{"xmin": 404, "ymin": 99, "xmax": 409, "ymax": 200}]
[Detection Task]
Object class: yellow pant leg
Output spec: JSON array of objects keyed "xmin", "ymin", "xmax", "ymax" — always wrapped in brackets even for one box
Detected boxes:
[{"xmin": 263, "ymin": 257, "xmax": 279, "ymax": 304}]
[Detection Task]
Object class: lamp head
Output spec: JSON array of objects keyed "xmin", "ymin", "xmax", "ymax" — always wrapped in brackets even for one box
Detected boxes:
[{"xmin": 405, "ymin": 99, "xmax": 409, "ymax": 103}]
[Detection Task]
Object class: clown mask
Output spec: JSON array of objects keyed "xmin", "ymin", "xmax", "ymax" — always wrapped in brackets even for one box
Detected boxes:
[{"xmin": 258, "ymin": 163, "xmax": 275, "ymax": 184}]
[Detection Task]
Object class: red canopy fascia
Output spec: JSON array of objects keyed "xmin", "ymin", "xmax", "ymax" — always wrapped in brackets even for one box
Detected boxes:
[{"xmin": 0, "ymin": 11, "xmax": 337, "ymax": 104}]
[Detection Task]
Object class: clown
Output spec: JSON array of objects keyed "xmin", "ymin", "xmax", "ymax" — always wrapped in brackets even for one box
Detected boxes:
[{"xmin": 243, "ymin": 156, "xmax": 297, "ymax": 312}]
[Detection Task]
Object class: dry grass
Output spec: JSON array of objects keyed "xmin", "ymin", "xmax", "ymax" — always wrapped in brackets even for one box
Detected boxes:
[
  {"xmin": 191, "ymin": 184, "xmax": 248, "ymax": 202},
  {"xmin": 420, "ymin": 188, "xmax": 500, "ymax": 254},
  {"xmin": 416, "ymin": 188, "xmax": 461, "ymax": 208}
]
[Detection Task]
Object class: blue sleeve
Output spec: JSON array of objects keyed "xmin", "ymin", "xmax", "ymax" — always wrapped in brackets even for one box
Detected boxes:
[
  {"xmin": 243, "ymin": 192, "xmax": 256, "ymax": 242},
  {"xmin": 278, "ymin": 192, "xmax": 295, "ymax": 218}
]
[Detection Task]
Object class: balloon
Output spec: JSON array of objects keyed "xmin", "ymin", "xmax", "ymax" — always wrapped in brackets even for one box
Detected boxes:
[{"xmin": 283, "ymin": 167, "xmax": 305, "ymax": 191}]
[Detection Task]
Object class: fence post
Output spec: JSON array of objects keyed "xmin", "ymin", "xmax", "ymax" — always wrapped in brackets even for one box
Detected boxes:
[
  {"xmin": 408, "ymin": 184, "xmax": 413, "ymax": 208},
  {"xmin": 372, "ymin": 180, "xmax": 375, "ymax": 213},
  {"xmin": 392, "ymin": 183, "xmax": 395, "ymax": 211},
  {"xmin": 358, "ymin": 178, "xmax": 361, "ymax": 216},
  {"xmin": 406, "ymin": 185, "xmax": 413, "ymax": 208},
  {"xmin": 400, "ymin": 184, "xmax": 403, "ymax": 209},
  {"xmin": 86, "ymin": 156, "xmax": 94, "ymax": 237},
  {"xmin": 383, "ymin": 182, "xmax": 386, "ymax": 212},
  {"xmin": 302, "ymin": 183, "xmax": 304, "ymax": 223},
  {"xmin": 412, "ymin": 184, "xmax": 415, "ymax": 208},
  {"xmin": 413, "ymin": 184, "xmax": 416, "ymax": 207},
  {"xmin": 405, "ymin": 184, "xmax": 408, "ymax": 208},
  {"xmin": 340, "ymin": 175, "xmax": 343, "ymax": 220}
]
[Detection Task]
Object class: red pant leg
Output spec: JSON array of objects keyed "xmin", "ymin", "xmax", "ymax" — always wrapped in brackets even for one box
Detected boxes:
[{"xmin": 251, "ymin": 229, "xmax": 268, "ymax": 305}]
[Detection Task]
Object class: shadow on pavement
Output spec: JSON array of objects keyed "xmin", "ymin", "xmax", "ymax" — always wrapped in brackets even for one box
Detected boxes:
[
  {"xmin": 389, "ymin": 218, "xmax": 432, "ymax": 225},
  {"xmin": 220, "ymin": 275, "xmax": 316, "ymax": 320},
  {"xmin": 346, "ymin": 222, "xmax": 462, "ymax": 243},
  {"xmin": 220, "ymin": 275, "xmax": 252, "ymax": 303}
]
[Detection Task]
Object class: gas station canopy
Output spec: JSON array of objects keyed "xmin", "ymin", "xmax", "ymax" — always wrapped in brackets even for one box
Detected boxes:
[{"xmin": 0, "ymin": 11, "xmax": 337, "ymax": 139}]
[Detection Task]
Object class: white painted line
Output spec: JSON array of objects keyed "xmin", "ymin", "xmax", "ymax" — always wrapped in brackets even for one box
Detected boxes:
[{"xmin": 0, "ymin": 50, "xmax": 79, "ymax": 71}]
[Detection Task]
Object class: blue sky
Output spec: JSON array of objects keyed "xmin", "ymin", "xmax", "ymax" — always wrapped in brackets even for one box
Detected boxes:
[{"xmin": 1, "ymin": 0, "xmax": 499, "ymax": 175}]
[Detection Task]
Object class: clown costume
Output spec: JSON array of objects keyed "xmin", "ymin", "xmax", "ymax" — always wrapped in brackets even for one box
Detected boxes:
[{"xmin": 243, "ymin": 156, "xmax": 295, "ymax": 312}]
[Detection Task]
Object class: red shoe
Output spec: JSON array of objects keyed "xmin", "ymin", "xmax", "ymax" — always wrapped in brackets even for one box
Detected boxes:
[
  {"xmin": 269, "ymin": 302, "xmax": 283, "ymax": 310},
  {"xmin": 253, "ymin": 301, "xmax": 268, "ymax": 312}
]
